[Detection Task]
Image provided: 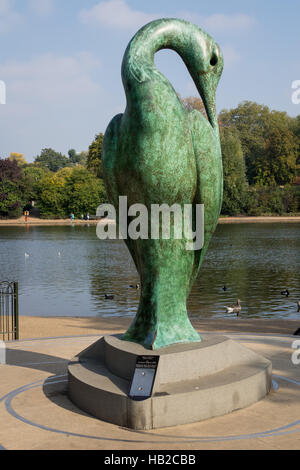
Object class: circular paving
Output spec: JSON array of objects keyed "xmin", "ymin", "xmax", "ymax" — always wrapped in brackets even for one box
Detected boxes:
[{"xmin": 1, "ymin": 333, "xmax": 300, "ymax": 447}]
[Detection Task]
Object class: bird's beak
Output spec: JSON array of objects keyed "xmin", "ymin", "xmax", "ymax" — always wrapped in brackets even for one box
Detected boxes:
[
  {"xmin": 188, "ymin": 42, "xmax": 223, "ymax": 130},
  {"xmin": 186, "ymin": 65, "xmax": 219, "ymax": 130},
  {"xmin": 199, "ymin": 73, "xmax": 218, "ymax": 129}
]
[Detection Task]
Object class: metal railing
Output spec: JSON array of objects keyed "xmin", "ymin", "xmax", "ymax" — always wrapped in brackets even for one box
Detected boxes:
[{"xmin": 0, "ymin": 282, "xmax": 19, "ymax": 341}]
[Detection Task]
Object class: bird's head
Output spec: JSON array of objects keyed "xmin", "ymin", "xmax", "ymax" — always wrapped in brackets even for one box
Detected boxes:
[
  {"xmin": 180, "ymin": 23, "xmax": 223, "ymax": 129},
  {"xmin": 123, "ymin": 18, "xmax": 223, "ymax": 129}
]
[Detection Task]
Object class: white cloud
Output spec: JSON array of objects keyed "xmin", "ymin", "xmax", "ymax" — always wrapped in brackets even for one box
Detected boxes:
[
  {"xmin": 0, "ymin": 0, "xmax": 55, "ymax": 33},
  {"xmin": 79, "ymin": 0, "xmax": 159, "ymax": 31},
  {"xmin": 0, "ymin": 0, "xmax": 22, "ymax": 33},
  {"xmin": 28, "ymin": 0, "xmax": 54, "ymax": 17},
  {"xmin": 0, "ymin": 52, "xmax": 105, "ymax": 158},
  {"xmin": 179, "ymin": 11, "xmax": 256, "ymax": 34},
  {"xmin": 204, "ymin": 13, "xmax": 256, "ymax": 33},
  {"xmin": 0, "ymin": 52, "xmax": 101, "ymax": 106},
  {"xmin": 79, "ymin": 2, "xmax": 256, "ymax": 36}
]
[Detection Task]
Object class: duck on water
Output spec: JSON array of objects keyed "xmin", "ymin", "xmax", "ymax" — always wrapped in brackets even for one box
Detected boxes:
[{"xmin": 225, "ymin": 299, "xmax": 242, "ymax": 315}]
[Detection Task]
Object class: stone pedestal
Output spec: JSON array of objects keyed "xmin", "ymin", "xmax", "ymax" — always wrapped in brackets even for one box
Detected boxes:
[{"xmin": 68, "ymin": 334, "xmax": 272, "ymax": 430}]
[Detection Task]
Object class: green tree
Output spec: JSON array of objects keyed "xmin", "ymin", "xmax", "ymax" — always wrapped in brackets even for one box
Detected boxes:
[
  {"xmin": 0, "ymin": 159, "xmax": 25, "ymax": 218},
  {"xmin": 68, "ymin": 149, "xmax": 80, "ymax": 165},
  {"xmin": 9, "ymin": 153, "xmax": 27, "ymax": 166},
  {"xmin": 219, "ymin": 101, "xmax": 297, "ymax": 185},
  {"xmin": 37, "ymin": 170, "xmax": 69, "ymax": 218},
  {"xmin": 220, "ymin": 127, "xmax": 249, "ymax": 215},
  {"xmin": 254, "ymin": 126, "xmax": 298, "ymax": 186},
  {"xmin": 291, "ymin": 114, "xmax": 300, "ymax": 170},
  {"xmin": 36, "ymin": 166, "xmax": 107, "ymax": 218},
  {"xmin": 22, "ymin": 165, "xmax": 50, "ymax": 203},
  {"xmin": 0, "ymin": 181, "xmax": 24, "ymax": 217},
  {"xmin": 246, "ymin": 187, "xmax": 285, "ymax": 216},
  {"xmin": 64, "ymin": 166, "xmax": 107, "ymax": 216},
  {"xmin": 35, "ymin": 148, "xmax": 70, "ymax": 172},
  {"xmin": 78, "ymin": 151, "xmax": 88, "ymax": 166},
  {"xmin": 87, "ymin": 133, "xmax": 104, "ymax": 178},
  {"xmin": 68, "ymin": 149, "xmax": 88, "ymax": 166}
]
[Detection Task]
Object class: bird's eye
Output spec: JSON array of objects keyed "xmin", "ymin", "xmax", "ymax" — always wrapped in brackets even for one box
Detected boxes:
[{"xmin": 210, "ymin": 53, "xmax": 218, "ymax": 67}]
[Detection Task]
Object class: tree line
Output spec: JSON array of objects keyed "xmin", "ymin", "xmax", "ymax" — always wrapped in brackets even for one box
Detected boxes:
[
  {"xmin": 182, "ymin": 97, "xmax": 300, "ymax": 215},
  {"xmin": 0, "ymin": 100, "xmax": 300, "ymax": 219},
  {"xmin": 0, "ymin": 134, "xmax": 106, "ymax": 219}
]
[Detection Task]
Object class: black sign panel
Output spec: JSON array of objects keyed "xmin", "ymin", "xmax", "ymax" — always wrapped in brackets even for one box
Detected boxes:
[{"xmin": 129, "ymin": 355, "xmax": 159, "ymax": 400}]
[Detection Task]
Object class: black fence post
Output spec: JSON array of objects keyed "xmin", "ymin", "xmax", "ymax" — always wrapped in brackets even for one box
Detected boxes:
[
  {"xmin": 13, "ymin": 282, "xmax": 19, "ymax": 340},
  {"xmin": 0, "ymin": 281, "xmax": 19, "ymax": 341}
]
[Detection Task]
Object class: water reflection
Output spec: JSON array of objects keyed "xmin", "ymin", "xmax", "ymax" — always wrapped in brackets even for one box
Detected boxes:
[{"xmin": 0, "ymin": 223, "xmax": 299, "ymax": 319}]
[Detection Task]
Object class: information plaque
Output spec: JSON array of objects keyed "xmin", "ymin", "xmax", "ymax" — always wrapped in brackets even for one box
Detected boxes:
[{"xmin": 129, "ymin": 355, "xmax": 159, "ymax": 400}]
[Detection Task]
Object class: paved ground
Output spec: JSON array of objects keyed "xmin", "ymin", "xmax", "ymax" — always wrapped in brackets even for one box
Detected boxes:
[
  {"xmin": 18, "ymin": 316, "xmax": 300, "ymax": 340},
  {"xmin": 1, "ymin": 318, "xmax": 300, "ymax": 450}
]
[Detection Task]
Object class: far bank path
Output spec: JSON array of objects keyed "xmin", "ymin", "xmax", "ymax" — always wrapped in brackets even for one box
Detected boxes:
[{"xmin": 1, "ymin": 216, "xmax": 300, "ymax": 226}]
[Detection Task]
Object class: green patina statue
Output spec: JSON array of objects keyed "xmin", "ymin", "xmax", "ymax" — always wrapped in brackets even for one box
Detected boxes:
[{"xmin": 102, "ymin": 18, "xmax": 224, "ymax": 350}]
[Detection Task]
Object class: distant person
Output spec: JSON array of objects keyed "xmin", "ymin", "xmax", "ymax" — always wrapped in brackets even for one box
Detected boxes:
[
  {"xmin": 70, "ymin": 213, "xmax": 75, "ymax": 222},
  {"xmin": 81, "ymin": 214, "xmax": 84, "ymax": 220},
  {"xmin": 86, "ymin": 213, "xmax": 90, "ymax": 221}
]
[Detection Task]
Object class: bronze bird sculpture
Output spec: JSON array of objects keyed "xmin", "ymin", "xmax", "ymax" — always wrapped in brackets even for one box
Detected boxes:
[{"xmin": 102, "ymin": 18, "xmax": 223, "ymax": 349}]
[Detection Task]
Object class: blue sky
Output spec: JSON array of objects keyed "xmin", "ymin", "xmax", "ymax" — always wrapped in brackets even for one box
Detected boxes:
[{"xmin": 0, "ymin": 0, "xmax": 300, "ymax": 161}]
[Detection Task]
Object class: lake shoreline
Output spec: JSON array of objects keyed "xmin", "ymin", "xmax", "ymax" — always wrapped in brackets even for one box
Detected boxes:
[
  {"xmin": 1, "ymin": 215, "xmax": 300, "ymax": 226},
  {"xmin": 0, "ymin": 217, "xmax": 113, "ymax": 226},
  {"xmin": 18, "ymin": 316, "xmax": 300, "ymax": 340},
  {"xmin": 219, "ymin": 216, "xmax": 300, "ymax": 223}
]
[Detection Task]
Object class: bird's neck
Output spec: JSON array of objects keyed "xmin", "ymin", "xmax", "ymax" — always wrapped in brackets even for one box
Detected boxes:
[{"xmin": 122, "ymin": 19, "xmax": 192, "ymax": 97}]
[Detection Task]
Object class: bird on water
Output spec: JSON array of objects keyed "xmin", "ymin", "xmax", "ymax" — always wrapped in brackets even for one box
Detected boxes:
[
  {"xmin": 281, "ymin": 289, "xmax": 290, "ymax": 297},
  {"xmin": 225, "ymin": 299, "xmax": 242, "ymax": 315},
  {"xmin": 105, "ymin": 294, "xmax": 114, "ymax": 300}
]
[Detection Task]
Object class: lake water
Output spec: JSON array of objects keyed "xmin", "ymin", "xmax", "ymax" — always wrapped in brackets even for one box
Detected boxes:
[{"xmin": 0, "ymin": 223, "xmax": 299, "ymax": 320}]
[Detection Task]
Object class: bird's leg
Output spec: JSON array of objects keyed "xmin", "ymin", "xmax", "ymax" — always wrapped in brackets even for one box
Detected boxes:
[{"xmin": 122, "ymin": 252, "xmax": 201, "ymax": 349}]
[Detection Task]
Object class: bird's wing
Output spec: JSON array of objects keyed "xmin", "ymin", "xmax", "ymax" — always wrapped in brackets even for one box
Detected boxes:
[
  {"xmin": 188, "ymin": 109, "xmax": 223, "ymax": 282},
  {"xmin": 102, "ymin": 113, "xmax": 141, "ymax": 270},
  {"xmin": 102, "ymin": 113, "xmax": 124, "ymax": 210}
]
